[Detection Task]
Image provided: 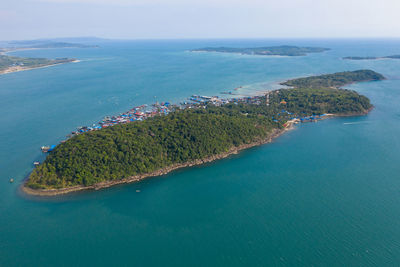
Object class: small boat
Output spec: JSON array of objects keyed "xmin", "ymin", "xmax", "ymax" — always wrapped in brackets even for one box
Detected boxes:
[
  {"xmin": 41, "ymin": 145, "xmax": 56, "ymax": 153},
  {"xmin": 9, "ymin": 178, "xmax": 14, "ymax": 183},
  {"xmin": 33, "ymin": 161, "xmax": 40, "ymax": 166},
  {"xmin": 41, "ymin": 146, "xmax": 50, "ymax": 153}
]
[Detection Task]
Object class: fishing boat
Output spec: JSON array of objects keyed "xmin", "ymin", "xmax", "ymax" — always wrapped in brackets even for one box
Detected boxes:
[
  {"xmin": 41, "ymin": 146, "xmax": 50, "ymax": 153},
  {"xmin": 41, "ymin": 145, "xmax": 56, "ymax": 153}
]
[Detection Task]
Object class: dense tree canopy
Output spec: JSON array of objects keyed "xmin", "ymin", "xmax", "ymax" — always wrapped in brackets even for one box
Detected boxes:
[
  {"xmin": 274, "ymin": 88, "xmax": 372, "ymax": 115},
  {"xmin": 282, "ymin": 70, "xmax": 385, "ymax": 88},
  {"xmin": 27, "ymin": 84, "xmax": 373, "ymax": 190}
]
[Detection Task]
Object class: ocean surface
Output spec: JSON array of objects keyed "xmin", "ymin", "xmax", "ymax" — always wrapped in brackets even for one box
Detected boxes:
[{"xmin": 1, "ymin": 39, "xmax": 400, "ymax": 266}]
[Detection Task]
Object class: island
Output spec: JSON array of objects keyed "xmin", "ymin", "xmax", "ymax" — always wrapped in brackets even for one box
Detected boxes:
[
  {"xmin": 22, "ymin": 69, "xmax": 384, "ymax": 196},
  {"xmin": 0, "ymin": 55, "xmax": 77, "ymax": 75},
  {"xmin": 4, "ymin": 40, "xmax": 98, "ymax": 49},
  {"xmin": 281, "ymin": 69, "xmax": 385, "ymax": 88},
  {"xmin": 343, "ymin": 55, "xmax": 400, "ymax": 60},
  {"xmin": 0, "ymin": 41, "xmax": 96, "ymax": 74},
  {"xmin": 191, "ymin": 45, "xmax": 330, "ymax": 56}
]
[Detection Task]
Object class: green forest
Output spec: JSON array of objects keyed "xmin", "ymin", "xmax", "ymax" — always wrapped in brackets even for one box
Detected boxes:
[
  {"xmin": 26, "ymin": 79, "xmax": 374, "ymax": 190},
  {"xmin": 282, "ymin": 70, "xmax": 385, "ymax": 88},
  {"xmin": 274, "ymin": 88, "xmax": 372, "ymax": 115}
]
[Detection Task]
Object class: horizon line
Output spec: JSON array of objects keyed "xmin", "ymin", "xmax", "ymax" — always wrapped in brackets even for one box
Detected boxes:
[{"xmin": 2, "ymin": 36, "xmax": 400, "ymax": 42}]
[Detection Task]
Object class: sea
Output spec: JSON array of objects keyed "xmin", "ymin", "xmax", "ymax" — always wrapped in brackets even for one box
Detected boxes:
[{"xmin": 1, "ymin": 39, "xmax": 400, "ymax": 266}]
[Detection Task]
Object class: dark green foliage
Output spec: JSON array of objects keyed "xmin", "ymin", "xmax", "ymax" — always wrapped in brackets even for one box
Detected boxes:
[
  {"xmin": 282, "ymin": 70, "xmax": 385, "ymax": 88},
  {"xmin": 191, "ymin": 45, "xmax": 329, "ymax": 56},
  {"xmin": 27, "ymin": 108, "xmax": 275, "ymax": 189},
  {"xmin": 272, "ymin": 88, "xmax": 372, "ymax": 115},
  {"xmin": 27, "ymin": 85, "xmax": 374, "ymax": 190}
]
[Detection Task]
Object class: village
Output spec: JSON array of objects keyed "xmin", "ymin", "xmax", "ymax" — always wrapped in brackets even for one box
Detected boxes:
[{"xmin": 40, "ymin": 91, "xmax": 330, "ymax": 154}]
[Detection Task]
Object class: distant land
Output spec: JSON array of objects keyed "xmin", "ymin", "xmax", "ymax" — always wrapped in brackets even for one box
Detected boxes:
[
  {"xmin": 0, "ymin": 40, "xmax": 98, "ymax": 75},
  {"xmin": 22, "ymin": 69, "xmax": 383, "ymax": 196},
  {"xmin": 191, "ymin": 45, "xmax": 330, "ymax": 56},
  {"xmin": 0, "ymin": 55, "xmax": 77, "ymax": 75},
  {"xmin": 1, "ymin": 42, "xmax": 98, "ymax": 52},
  {"xmin": 281, "ymin": 70, "xmax": 385, "ymax": 88},
  {"xmin": 343, "ymin": 55, "xmax": 400, "ymax": 60},
  {"xmin": 6, "ymin": 37, "xmax": 106, "ymax": 45},
  {"xmin": 15, "ymin": 42, "xmax": 98, "ymax": 49},
  {"xmin": 1, "ymin": 37, "xmax": 105, "ymax": 48}
]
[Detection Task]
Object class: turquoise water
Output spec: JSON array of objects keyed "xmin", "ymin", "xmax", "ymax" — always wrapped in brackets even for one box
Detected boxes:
[{"xmin": 1, "ymin": 39, "xmax": 400, "ymax": 266}]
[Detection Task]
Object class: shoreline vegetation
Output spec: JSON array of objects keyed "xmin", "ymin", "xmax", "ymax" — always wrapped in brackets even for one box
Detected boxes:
[
  {"xmin": 0, "ymin": 41, "xmax": 97, "ymax": 75},
  {"xmin": 0, "ymin": 55, "xmax": 80, "ymax": 75},
  {"xmin": 21, "ymin": 128, "xmax": 287, "ymax": 196},
  {"xmin": 190, "ymin": 45, "xmax": 330, "ymax": 56},
  {"xmin": 281, "ymin": 70, "xmax": 385, "ymax": 88},
  {"xmin": 22, "ymin": 69, "xmax": 384, "ymax": 196}
]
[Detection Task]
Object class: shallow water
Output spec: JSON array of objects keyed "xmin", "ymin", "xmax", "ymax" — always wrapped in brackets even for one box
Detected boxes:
[{"xmin": 1, "ymin": 39, "xmax": 400, "ymax": 266}]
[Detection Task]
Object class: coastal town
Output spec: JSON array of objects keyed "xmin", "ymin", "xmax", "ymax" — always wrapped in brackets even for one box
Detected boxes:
[
  {"xmin": 39, "ymin": 91, "xmax": 330, "ymax": 154},
  {"xmin": 26, "ymin": 69, "xmax": 375, "ymax": 194}
]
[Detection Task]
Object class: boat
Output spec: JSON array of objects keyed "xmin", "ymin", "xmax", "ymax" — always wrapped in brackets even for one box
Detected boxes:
[
  {"xmin": 33, "ymin": 161, "xmax": 40, "ymax": 166},
  {"xmin": 9, "ymin": 178, "xmax": 14, "ymax": 183},
  {"xmin": 41, "ymin": 146, "xmax": 50, "ymax": 153},
  {"xmin": 41, "ymin": 145, "xmax": 56, "ymax": 153}
]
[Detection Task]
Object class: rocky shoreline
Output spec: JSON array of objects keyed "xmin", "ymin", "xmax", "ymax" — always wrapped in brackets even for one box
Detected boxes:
[{"xmin": 21, "ymin": 128, "xmax": 288, "ymax": 197}]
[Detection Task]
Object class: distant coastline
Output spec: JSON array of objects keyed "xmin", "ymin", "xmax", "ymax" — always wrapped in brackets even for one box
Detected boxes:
[
  {"xmin": 0, "ymin": 41, "xmax": 95, "ymax": 75},
  {"xmin": 343, "ymin": 55, "xmax": 400, "ymax": 60},
  {"xmin": 191, "ymin": 45, "xmax": 330, "ymax": 56},
  {"xmin": 0, "ymin": 58, "xmax": 79, "ymax": 75}
]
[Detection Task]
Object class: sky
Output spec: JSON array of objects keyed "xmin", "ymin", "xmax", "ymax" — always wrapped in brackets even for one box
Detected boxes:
[{"xmin": 1, "ymin": 0, "xmax": 400, "ymax": 40}]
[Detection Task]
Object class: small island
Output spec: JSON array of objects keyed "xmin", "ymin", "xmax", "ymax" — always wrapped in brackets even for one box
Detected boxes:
[
  {"xmin": 281, "ymin": 69, "xmax": 385, "ymax": 88},
  {"xmin": 343, "ymin": 55, "xmax": 400, "ymax": 60},
  {"xmin": 191, "ymin": 45, "xmax": 330, "ymax": 56},
  {"xmin": 22, "ymin": 69, "xmax": 384, "ymax": 196}
]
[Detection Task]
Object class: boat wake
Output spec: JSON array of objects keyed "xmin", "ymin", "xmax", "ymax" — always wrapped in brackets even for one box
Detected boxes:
[{"xmin": 343, "ymin": 121, "xmax": 370, "ymax": 125}]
